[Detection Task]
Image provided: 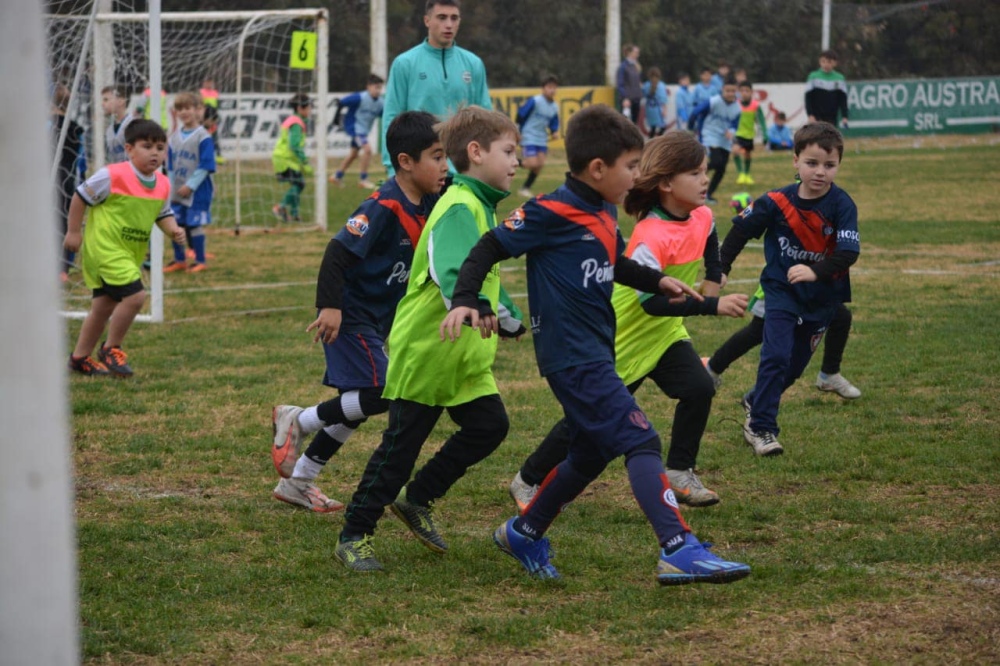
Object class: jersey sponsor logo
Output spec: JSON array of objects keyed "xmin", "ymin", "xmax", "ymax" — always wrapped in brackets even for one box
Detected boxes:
[
  {"xmin": 503, "ymin": 207, "xmax": 526, "ymax": 230},
  {"xmin": 462, "ymin": 70, "xmax": 472, "ymax": 84},
  {"xmin": 580, "ymin": 258, "xmax": 614, "ymax": 288},
  {"xmin": 346, "ymin": 214, "xmax": 369, "ymax": 237},
  {"xmin": 419, "ymin": 72, "xmax": 428, "ymax": 80},
  {"xmin": 837, "ymin": 229, "xmax": 860, "ymax": 243},
  {"xmin": 628, "ymin": 409, "xmax": 650, "ymax": 430},
  {"xmin": 386, "ymin": 260, "xmax": 410, "ymax": 286},
  {"xmin": 581, "ymin": 232, "xmax": 596, "ymax": 241},
  {"xmin": 120, "ymin": 225, "xmax": 150, "ymax": 243},
  {"xmin": 778, "ymin": 236, "xmax": 827, "ymax": 263}
]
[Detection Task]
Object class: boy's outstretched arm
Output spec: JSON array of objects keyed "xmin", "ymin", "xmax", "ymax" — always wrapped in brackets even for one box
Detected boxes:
[
  {"xmin": 440, "ymin": 231, "xmax": 512, "ymax": 342},
  {"xmin": 615, "ymin": 256, "xmax": 703, "ymax": 303}
]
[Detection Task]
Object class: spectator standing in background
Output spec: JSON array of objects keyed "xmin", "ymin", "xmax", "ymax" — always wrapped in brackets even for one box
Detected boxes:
[{"xmin": 616, "ymin": 44, "xmax": 642, "ymax": 124}]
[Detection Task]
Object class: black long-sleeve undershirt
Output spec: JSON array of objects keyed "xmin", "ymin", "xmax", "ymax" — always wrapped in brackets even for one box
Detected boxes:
[{"xmin": 315, "ymin": 239, "xmax": 361, "ymax": 310}]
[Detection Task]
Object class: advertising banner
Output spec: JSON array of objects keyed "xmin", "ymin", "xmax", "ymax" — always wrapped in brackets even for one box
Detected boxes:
[{"xmin": 847, "ymin": 77, "xmax": 1000, "ymax": 136}]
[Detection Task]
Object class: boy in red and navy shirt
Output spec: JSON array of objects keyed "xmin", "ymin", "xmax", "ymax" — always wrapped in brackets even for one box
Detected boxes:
[{"xmin": 720, "ymin": 121, "xmax": 860, "ymax": 457}]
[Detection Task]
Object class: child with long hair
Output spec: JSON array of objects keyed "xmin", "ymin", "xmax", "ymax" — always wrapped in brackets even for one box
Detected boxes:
[{"xmin": 509, "ymin": 130, "xmax": 750, "ymax": 511}]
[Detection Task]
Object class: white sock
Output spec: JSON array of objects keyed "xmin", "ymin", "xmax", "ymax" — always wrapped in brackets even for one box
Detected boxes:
[
  {"xmin": 291, "ymin": 454, "xmax": 324, "ymax": 481},
  {"xmin": 298, "ymin": 406, "xmax": 324, "ymax": 433},
  {"xmin": 324, "ymin": 423, "xmax": 356, "ymax": 443}
]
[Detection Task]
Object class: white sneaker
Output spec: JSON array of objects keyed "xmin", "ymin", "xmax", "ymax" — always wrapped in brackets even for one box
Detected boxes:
[
  {"xmin": 816, "ymin": 372, "xmax": 861, "ymax": 399},
  {"xmin": 273, "ymin": 477, "xmax": 344, "ymax": 513},
  {"xmin": 517, "ymin": 188, "xmax": 533, "ymax": 198},
  {"xmin": 509, "ymin": 471, "xmax": 539, "ymax": 515},
  {"xmin": 358, "ymin": 179, "xmax": 377, "ymax": 190},
  {"xmin": 666, "ymin": 468, "xmax": 720, "ymax": 506},
  {"xmin": 743, "ymin": 428, "xmax": 784, "ymax": 457},
  {"xmin": 702, "ymin": 357, "xmax": 722, "ymax": 390},
  {"xmin": 271, "ymin": 405, "xmax": 304, "ymax": 478}
]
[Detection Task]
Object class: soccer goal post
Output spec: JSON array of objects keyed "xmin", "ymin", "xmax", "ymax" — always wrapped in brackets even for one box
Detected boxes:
[{"xmin": 45, "ymin": 4, "xmax": 329, "ymax": 323}]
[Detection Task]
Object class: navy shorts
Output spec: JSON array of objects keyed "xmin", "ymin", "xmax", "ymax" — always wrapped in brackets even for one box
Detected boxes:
[
  {"xmin": 350, "ymin": 134, "xmax": 369, "ymax": 150},
  {"xmin": 546, "ymin": 360, "xmax": 659, "ymax": 466},
  {"xmin": 322, "ymin": 330, "xmax": 387, "ymax": 390},
  {"xmin": 522, "ymin": 145, "xmax": 548, "ymax": 158}
]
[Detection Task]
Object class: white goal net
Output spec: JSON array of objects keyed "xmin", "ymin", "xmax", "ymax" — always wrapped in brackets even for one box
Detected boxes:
[{"xmin": 45, "ymin": 2, "xmax": 329, "ymax": 321}]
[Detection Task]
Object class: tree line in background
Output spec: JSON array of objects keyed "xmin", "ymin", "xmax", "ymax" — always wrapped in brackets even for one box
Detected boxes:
[{"xmin": 163, "ymin": 0, "xmax": 998, "ymax": 89}]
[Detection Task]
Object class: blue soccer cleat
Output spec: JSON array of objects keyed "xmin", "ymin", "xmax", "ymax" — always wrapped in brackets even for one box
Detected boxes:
[
  {"xmin": 493, "ymin": 517, "xmax": 560, "ymax": 580},
  {"xmin": 657, "ymin": 532, "xmax": 751, "ymax": 586}
]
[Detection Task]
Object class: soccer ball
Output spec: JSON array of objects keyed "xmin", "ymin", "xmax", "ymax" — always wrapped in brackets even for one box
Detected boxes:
[{"xmin": 730, "ymin": 191, "xmax": 753, "ymax": 214}]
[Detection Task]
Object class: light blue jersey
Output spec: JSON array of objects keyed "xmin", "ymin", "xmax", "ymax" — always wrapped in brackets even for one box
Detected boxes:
[
  {"xmin": 516, "ymin": 94, "xmax": 559, "ymax": 147},
  {"xmin": 694, "ymin": 95, "xmax": 741, "ymax": 149},
  {"xmin": 168, "ymin": 125, "xmax": 215, "ymax": 209},
  {"xmin": 642, "ymin": 80, "xmax": 668, "ymax": 129},
  {"xmin": 105, "ymin": 114, "xmax": 136, "ymax": 164},
  {"xmin": 338, "ymin": 90, "xmax": 384, "ymax": 138},
  {"xmin": 674, "ymin": 85, "xmax": 694, "ymax": 128},
  {"xmin": 691, "ymin": 83, "xmax": 715, "ymax": 110}
]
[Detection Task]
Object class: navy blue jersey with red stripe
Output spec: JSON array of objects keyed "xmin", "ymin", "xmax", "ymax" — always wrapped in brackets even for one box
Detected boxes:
[
  {"xmin": 734, "ymin": 182, "xmax": 859, "ymax": 319},
  {"xmin": 334, "ymin": 178, "xmax": 437, "ymax": 336},
  {"xmin": 493, "ymin": 183, "xmax": 626, "ymax": 376}
]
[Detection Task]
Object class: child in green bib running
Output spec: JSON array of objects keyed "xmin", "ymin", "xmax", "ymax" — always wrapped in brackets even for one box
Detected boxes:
[{"xmin": 334, "ymin": 106, "xmax": 525, "ymax": 572}]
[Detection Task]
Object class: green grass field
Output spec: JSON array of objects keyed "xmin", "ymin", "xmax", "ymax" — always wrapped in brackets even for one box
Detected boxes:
[{"xmin": 67, "ymin": 135, "xmax": 1000, "ymax": 664}]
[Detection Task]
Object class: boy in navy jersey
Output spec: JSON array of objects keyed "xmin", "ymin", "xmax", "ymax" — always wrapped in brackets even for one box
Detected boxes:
[
  {"xmin": 720, "ymin": 122, "xmax": 860, "ymax": 456},
  {"xmin": 441, "ymin": 105, "xmax": 751, "ymax": 586},
  {"xmin": 270, "ymin": 111, "xmax": 448, "ymax": 512}
]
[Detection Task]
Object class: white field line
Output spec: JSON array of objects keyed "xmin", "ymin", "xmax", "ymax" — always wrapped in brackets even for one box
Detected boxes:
[{"xmin": 119, "ymin": 243, "xmax": 995, "ymax": 323}]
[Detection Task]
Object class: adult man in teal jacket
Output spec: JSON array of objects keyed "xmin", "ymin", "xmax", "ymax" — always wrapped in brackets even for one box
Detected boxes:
[{"xmin": 380, "ymin": 0, "xmax": 491, "ymax": 173}]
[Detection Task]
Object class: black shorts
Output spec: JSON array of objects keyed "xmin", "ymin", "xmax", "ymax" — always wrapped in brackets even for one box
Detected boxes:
[
  {"xmin": 94, "ymin": 279, "xmax": 144, "ymax": 302},
  {"xmin": 735, "ymin": 137, "xmax": 755, "ymax": 153}
]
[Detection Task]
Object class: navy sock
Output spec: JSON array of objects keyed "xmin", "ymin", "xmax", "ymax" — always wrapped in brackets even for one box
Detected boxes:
[
  {"xmin": 625, "ymin": 449, "xmax": 689, "ymax": 548},
  {"xmin": 190, "ymin": 234, "xmax": 206, "ymax": 263},
  {"xmin": 514, "ymin": 459, "xmax": 593, "ymax": 539}
]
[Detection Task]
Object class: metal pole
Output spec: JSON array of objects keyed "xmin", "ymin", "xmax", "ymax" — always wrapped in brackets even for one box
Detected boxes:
[
  {"xmin": 371, "ymin": 0, "xmax": 388, "ymax": 78},
  {"xmin": 148, "ymin": 0, "xmax": 164, "ymax": 322},
  {"xmin": 315, "ymin": 9, "xmax": 329, "ymax": 232},
  {"xmin": 822, "ymin": 0, "xmax": 832, "ymax": 51},
  {"xmin": 606, "ymin": 0, "xmax": 621, "ymax": 87},
  {"xmin": 0, "ymin": 0, "xmax": 79, "ymax": 662}
]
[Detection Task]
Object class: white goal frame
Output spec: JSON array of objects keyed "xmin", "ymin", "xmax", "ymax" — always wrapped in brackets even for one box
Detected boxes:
[{"xmin": 52, "ymin": 6, "xmax": 329, "ymax": 322}]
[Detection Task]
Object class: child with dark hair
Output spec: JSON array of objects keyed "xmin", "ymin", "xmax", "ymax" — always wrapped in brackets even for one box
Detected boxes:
[
  {"xmin": 516, "ymin": 75, "xmax": 560, "ymax": 197},
  {"xmin": 642, "ymin": 67, "xmax": 669, "ymax": 137},
  {"xmin": 721, "ymin": 122, "xmax": 860, "ymax": 456},
  {"xmin": 269, "ymin": 111, "xmax": 448, "ymax": 514},
  {"xmin": 271, "ymin": 93, "xmax": 313, "ymax": 223},
  {"xmin": 64, "ymin": 119, "xmax": 185, "ymax": 376},
  {"xmin": 442, "ymin": 107, "xmax": 751, "ymax": 586},
  {"xmin": 509, "ymin": 130, "xmax": 750, "ymax": 512},
  {"xmin": 332, "ymin": 74, "xmax": 386, "ymax": 190}
]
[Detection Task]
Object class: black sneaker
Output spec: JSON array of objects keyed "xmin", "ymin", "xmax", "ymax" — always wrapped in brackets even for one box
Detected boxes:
[
  {"xmin": 68, "ymin": 355, "xmax": 110, "ymax": 376},
  {"xmin": 390, "ymin": 487, "xmax": 448, "ymax": 553},
  {"xmin": 98, "ymin": 345, "xmax": 133, "ymax": 377}
]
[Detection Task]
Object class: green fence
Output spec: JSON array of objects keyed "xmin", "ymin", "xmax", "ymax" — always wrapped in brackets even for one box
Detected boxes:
[{"xmin": 847, "ymin": 76, "xmax": 1000, "ymax": 136}]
